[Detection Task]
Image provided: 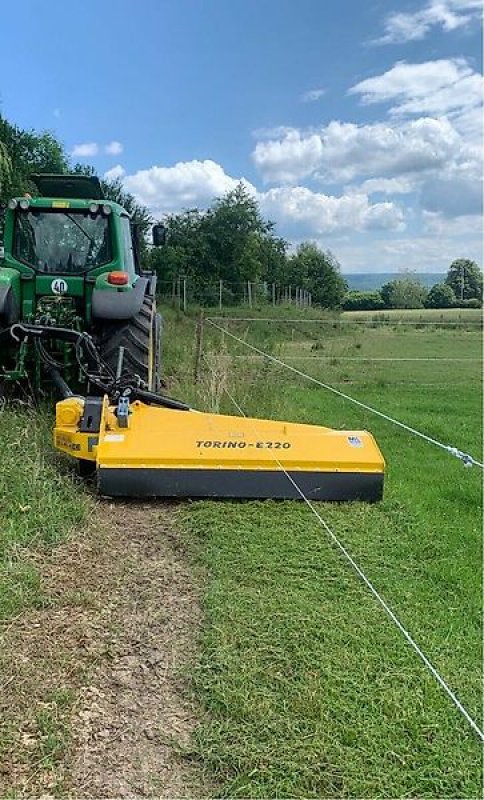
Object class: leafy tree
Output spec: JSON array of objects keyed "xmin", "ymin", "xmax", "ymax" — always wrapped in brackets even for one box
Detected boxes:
[
  {"xmin": 381, "ymin": 277, "xmax": 427, "ymax": 309},
  {"xmin": 289, "ymin": 243, "xmax": 347, "ymax": 308},
  {"xmin": 425, "ymin": 282, "xmax": 455, "ymax": 309},
  {"xmin": 445, "ymin": 259, "xmax": 482, "ymax": 302},
  {"xmin": 0, "ymin": 141, "xmax": 11, "ymax": 190},
  {"xmin": 342, "ymin": 290, "xmax": 384, "ymax": 311},
  {"xmin": 147, "ymin": 184, "xmax": 289, "ymax": 303},
  {"xmin": 0, "ymin": 115, "xmax": 68, "ymax": 203}
]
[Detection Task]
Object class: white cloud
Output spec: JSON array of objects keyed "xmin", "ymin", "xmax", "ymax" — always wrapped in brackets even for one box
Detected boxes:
[
  {"xmin": 300, "ymin": 88, "xmax": 326, "ymax": 103},
  {"xmin": 421, "ymin": 169, "xmax": 483, "ymax": 216},
  {"xmin": 422, "ymin": 211, "xmax": 482, "ymax": 235},
  {"xmin": 116, "ymin": 157, "xmax": 404, "ymax": 238},
  {"xmin": 121, "ymin": 159, "xmax": 256, "ymax": 216},
  {"xmin": 104, "ymin": 164, "xmax": 126, "ymax": 182},
  {"xmin": 252, "ymin": 57, "xmax": 482, "ymax": 229},
  {"xmin": 105, "ymin": 140, "xmax": 123, "ymax": 156},
  {"xmin": 253, "ymin": 130, "xmax": 324, "ymax": 182},
  {"xmin": 259, "ymin": 186, "xmax": 405, "ymax": 235},
  {"xmin": 350, "ymin": 177, "xmax": 416, "ymax": 195},
  {"xmin": 349, "ymin": 59, "xmax": 483, "ymax": 117},
  {"xmin": 252, "ymin": 117, "xmax": 463, "ymax": 184},
  {"xmin": 71, "ymin": 142, "xmax": 99, "ymax": 157},
  {"xmin": 375, "ymin": 0, "xmax": 481, "ymax": 44}
]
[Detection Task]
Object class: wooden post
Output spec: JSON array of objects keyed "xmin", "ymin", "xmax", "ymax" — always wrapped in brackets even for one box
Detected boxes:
[
  {"xmin": 194, "ymin": 311, "xmax": 205, "ymax": 383},
  {"xmin": 289, "ymin": 285, "xmax": 292, "ymax": 304},
  {"xmin": 219, "ymin": 279, "xmax": 223, "ymax": 310},
  {"xmin": 177, "ymin": 275, "xmax": 181, "ymax": 311},
  {"xmin": 171, "ymin": 278, "xmax": 176, "ymax": 308},
  {"xmin": 183, "ymin": 278, "xmax": 187, "ymax": 313},
  {"xmin": 248, "ymin": 280, "xmax": 252, "ymax": 308},
  {"xmin": 272, "ymin": 282, "xmax": 276, "ymax": 306}
]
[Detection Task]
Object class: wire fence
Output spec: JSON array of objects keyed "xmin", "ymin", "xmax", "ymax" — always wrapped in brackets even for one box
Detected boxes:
[
  {"xmin": 157, "ymin": 278, "xmax": 482, "ymax": 329},
  {"xmin": 157, "ymin": 278, "xmax": 312, "ymax": 311}
]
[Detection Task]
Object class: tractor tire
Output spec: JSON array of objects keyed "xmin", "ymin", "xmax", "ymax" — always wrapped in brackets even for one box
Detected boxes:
[{"xmin": 98, "ymin": 296, "xmax": 162, "ymax": 392}]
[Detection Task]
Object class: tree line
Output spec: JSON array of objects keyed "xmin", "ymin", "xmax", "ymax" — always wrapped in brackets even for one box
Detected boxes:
[
  {"xmin": 1, "ymin": 113, "xmax": 482, "ymax": 310},
  {"xmin": 343, "ymin": 262, "xmax": 482, "ymax": 311}
]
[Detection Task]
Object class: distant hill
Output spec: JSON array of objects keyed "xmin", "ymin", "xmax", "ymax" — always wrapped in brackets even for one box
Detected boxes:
[{"xmin": 343, "ymin": 273, "xmax": 445, "ymax": 291}]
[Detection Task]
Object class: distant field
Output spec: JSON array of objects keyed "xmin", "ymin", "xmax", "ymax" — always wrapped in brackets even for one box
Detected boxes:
[
  {"xmin": 342, "ymin": 307, "xmax": 482, "ymax": 323},
  {"xmin": 169, "ymin": 309, "xmax": 483, "ymax": 798}
]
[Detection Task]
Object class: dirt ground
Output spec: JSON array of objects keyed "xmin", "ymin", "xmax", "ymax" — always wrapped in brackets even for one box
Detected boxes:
[{"xmin": 0, "ymin": 501, "xmax": 211, "ymax": 798}]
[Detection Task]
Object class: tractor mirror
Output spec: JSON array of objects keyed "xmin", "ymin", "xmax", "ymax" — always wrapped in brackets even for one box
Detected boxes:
[{"xmin": 152, "ymin": 223, "xmax": 166, "ymax": 247}]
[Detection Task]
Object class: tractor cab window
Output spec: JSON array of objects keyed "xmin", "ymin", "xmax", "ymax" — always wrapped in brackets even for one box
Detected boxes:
[{"xmin": 13, "ymin": 210, "xmax": 112, "ymax": 273}]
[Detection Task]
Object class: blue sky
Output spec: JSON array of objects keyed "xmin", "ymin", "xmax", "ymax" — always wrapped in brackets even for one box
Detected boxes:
[{"xmin": 1, "ymin": 0, "xmax": 482, "ymax": 273}]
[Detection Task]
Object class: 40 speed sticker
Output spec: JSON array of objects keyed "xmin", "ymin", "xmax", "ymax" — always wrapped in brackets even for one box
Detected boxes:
[{"xmin": 51, "ymin": 278, "xmax": 68, "ymax": 295}]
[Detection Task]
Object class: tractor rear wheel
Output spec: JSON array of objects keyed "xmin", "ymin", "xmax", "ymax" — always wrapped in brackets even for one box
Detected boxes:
[{"xmin": 98, "ymin": 296, "xmax": 162, "ymax": 392}]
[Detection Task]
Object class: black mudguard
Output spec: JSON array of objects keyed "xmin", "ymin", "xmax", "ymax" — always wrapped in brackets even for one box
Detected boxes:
[{"xmin": 92, "ymin": 277, "xmax": 148, "ymax": 321}]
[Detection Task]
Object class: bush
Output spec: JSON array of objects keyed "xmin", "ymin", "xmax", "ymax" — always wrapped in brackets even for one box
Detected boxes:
[
  {"xmin": 425, "ymin": 282, "xmax": 456, "ymax": 309},
  {"xmin": 381, "ymin": 278, "xmax": 428, "ymax": 309},
  {"xmin": 342, "ymin": 291, "xmax": 384, "ymax": 311}
]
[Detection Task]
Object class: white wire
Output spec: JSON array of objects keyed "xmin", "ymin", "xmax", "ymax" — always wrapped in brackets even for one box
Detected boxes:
[
  {"xmin": 227, "ymin": 355, "xmax": 481, "ymax": 363},
  {"xmin": 208, "ymin": 316, "xmax": 482, "ymax": 327},
  {"xmin": 202, "ymin": 353, "xmax": 484, "ymax": 742},
  {"xmin": 207, "ymin": 319, "xmax": 484, "ymax": 469}
]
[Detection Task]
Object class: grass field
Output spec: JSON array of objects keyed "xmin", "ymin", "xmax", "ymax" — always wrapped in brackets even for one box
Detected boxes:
[
  {"xmin": 0, "ymin": 306, "xmax": 482, "ymax": 798},
  {"xmin": 167, "ymin": 309, "xmax": 483, "ymax": 797}
]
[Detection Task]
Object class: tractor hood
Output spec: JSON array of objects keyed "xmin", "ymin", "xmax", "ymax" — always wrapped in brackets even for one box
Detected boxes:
[{"xmin": 30, "ymin": 174, "xmax": 104, "ymax": 200}]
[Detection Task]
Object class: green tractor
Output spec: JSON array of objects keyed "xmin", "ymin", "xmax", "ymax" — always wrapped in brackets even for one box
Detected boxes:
[{"xmin": 0, "ymin": 174, "xmax": 165, "ymax": 395}]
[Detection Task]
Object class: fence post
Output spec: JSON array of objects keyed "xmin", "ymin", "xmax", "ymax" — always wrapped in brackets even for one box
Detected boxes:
[
  {"xmin": 194, "ymin": 310, "xmax": 205, "ymax": 383},
  {"xmin": 219, "ymin": 279, "xmax": 223, "ymax": 310},
  {"xmin": 248, "ymin": 280, "xmax": 252, "ymax": 308},
  {"xmin": 289, "ymin": 285, "xmax": 292, "ymax": 304},
  {"xmin": 171, "ymin": 278, "xmax": 176, "ymax": 308},
  {"xmin": 272, "ymin": 282, "xmax": 276, "ymax": 306},
  {"xmin": 183, "ymin": 278, "xmax": 187, "ymax": 313}
]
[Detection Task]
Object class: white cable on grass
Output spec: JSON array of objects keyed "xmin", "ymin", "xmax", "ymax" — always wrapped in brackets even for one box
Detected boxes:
[
  {"xmin": 204, "ymin": 354, "xmax": 484, "ymax": 742},
  {"xmin": 207, "ymin": 319, "xmax": 483, "ymax": 469}
]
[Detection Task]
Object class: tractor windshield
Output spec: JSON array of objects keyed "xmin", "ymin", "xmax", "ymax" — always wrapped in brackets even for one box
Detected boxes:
[{"xmin": 13, "ymin": 210, "xmax": 112, "ymax": 273}]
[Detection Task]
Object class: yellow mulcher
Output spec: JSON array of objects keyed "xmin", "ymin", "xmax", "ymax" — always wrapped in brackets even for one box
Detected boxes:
[{"xmin": 54, "ymin": 391, "xmax": 385, "ymax": 501}]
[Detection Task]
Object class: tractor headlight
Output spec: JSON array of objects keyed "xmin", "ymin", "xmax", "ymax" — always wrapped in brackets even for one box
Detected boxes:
[
  {"xmin": 19, "ymin": 198, "xmax": 30, "ymax": 210},
  {"xmin": 8, "ymin": 199, "xmax": 18, "ymax": 210},
  {"xmin": 89, "ymin": 202, "xmax": 99, "ymax": 214},
  {"xmin": 102, "ymin": 204, "xmax": 112, "ymax": 215}
]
